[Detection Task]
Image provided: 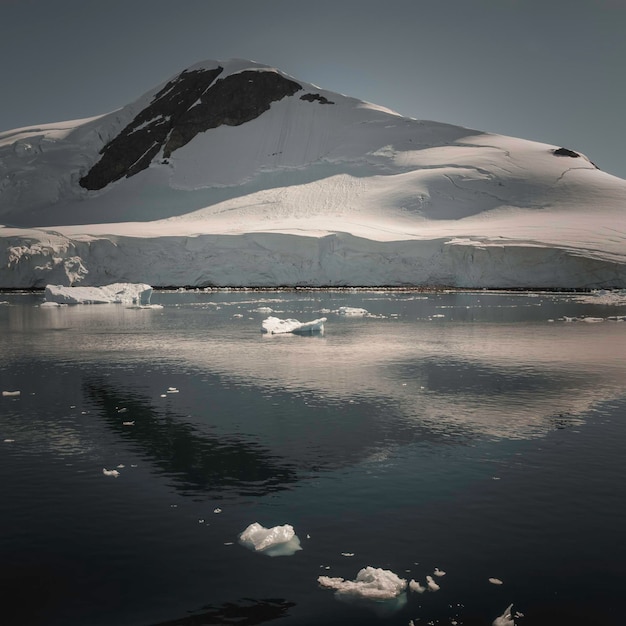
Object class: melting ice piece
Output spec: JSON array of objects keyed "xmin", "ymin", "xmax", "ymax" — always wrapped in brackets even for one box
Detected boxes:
[
  {"xmin": 489, "ymin": 577, "xmax": 504, "ymax": 585},
  {"xmin": 409, "ymin": 579, "xmax": 426, "ymax": 594},
  {"xmin": 318, "ymin": 566, "xmax": 407, "ymax": 600},
  {"xmin": 102, "ymin": 468, "xmax": 120, "ymax": 477},
  {"xmin": 44, "ymin": 283, "xmax": 153, "ymax": 305},
  {"xmin": 261, "ymin": 316, "xmax": 326, "ymax": 335},
  {"xmin": 2, "ymin": 390, "xmax": 20, "ymax": 397},
  {"xmin": 492, "ymin": 603, "xmax": 516, "ymax": 626},
  {"xmin": 426, "ymin": 575, "xmax": 440, "ymax": 591},
  {"xmin": 239, "ymin": 522, "xmax": 302, "ymax": 557},
  {"xmin": 433, "ymin": 567, "xmax": 446, "ymax": 577},
  {"xmin": 336, "ymin": 306, "xmax": 369, "ymax": 317}
]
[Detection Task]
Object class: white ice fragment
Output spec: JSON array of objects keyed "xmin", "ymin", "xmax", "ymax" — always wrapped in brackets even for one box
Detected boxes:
[
  {"xmin": 341, "ymin": 552, "xmax": 355, "ymax": 557},
  {"xmin": 426, "ymin": 575, "xmax": 440, "ymax": 591},
  {"xmin": 261, "ymin": 316, "xmax": 326, "ymax": 335},
  {"xmin": 44, "ymin": 283, "xmax": 153, "ymax": 305},
  {"xmin": 318, "ymin": 566, "xmax": 406, "ymax": 600},
  {"xmin": 489, "ymin": 577, "xmax": 504, "ymax": 585},
  {"xmin": 102, "ymin": 468, "xmax": 120, "ymax": 477},
  {"xmin": 581, "ymin": 317, "xmax": 604, "ymax": 323},
  {"xmin": 409, "ymin": 579, "xmax": 426, "ymax": 594},
  {"xmin": 239, "ymin": 522, "xmax": 302, "ymax": 557},
  {"xmin": 2, "ymin": 390, "xmax": 20, "ymax": 397},
  {"xmin": 213, "ymin": 507, "xmax": 222, "ymax": 514},
  {"xmin": 117, "ymin": 407, "xmax": 128, "ymax": 413},
  {"xmin": 4, "ymin": 439, "xmax": 15, "ymax": 443},
  {"xmin": 122, "ymin": 421, "xmax": 134, "ymax": 426},
  {"xmin": 336, "ymin": 306, "xmax": 369, "ymax": 317},
  {"xmin": 255, "ymin": 306, "xmax": 274, "ymax": 313},
  {"xmin": 167, "ymin": 387, "xmax": 179, "ymax": 393},
  {"xmin": 433, "ymin": 567, "xmax": 446, "ymax": 577},
  {"xmin": 492, "ymin": 603, "xmax": 515, "ymax": 626}
]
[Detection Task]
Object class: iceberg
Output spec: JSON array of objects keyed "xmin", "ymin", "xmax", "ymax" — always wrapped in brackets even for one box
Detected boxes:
[
  {"xmin": 318, "ymin": 566, "xmax": 407, "ymax": 600},
  {"xmin": 261, "ymin": 316, "xmax": 326, "ymax": 335},
  {"xmin": 44, "ymin": 282, "xmax": 153, "ymax": 305},
  {"xmin": 238, "ymin": 522, "xmax": 302, "ymax": 557}
]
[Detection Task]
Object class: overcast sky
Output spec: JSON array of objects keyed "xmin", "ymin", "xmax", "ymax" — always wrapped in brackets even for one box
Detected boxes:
[{"xmin": 2, "ymin": 0, "xmax": 625, "ymax": 178}]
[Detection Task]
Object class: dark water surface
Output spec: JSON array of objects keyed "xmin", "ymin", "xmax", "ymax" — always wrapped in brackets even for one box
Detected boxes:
[{"xmin": 1, "ymin": 290, "xmax": 625, "ymax": 626}]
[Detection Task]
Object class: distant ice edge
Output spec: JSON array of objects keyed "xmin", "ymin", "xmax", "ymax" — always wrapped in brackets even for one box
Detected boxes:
[{"xmin": 2, "ymin": 230, "xmax": 625, "ymax": 289}]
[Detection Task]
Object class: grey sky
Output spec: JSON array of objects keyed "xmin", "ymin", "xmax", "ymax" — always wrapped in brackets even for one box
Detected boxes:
[{"xmin": 2, "ymin": 0, "xmax": 625, "ymax": 178}]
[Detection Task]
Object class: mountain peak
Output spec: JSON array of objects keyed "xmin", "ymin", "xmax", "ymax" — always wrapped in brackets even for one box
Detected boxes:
[{"xmin": 79, "ymin": 60, "xmax": 307, "ymax": 190}]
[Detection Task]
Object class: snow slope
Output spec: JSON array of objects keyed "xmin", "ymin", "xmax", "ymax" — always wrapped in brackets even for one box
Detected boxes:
[{"xmin": 1, "ymin": 59, "xmax": 625, "ymax": 288}]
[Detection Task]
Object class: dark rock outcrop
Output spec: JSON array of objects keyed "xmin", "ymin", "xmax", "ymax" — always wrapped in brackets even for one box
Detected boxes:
[
  {"xmin": 553, "ymin": 147, "xmax": 580, "ymax": 158},
  {"xmin": 80, "ymin": 67, "xmax": 302, "ymax": 191},
  {"xmin": 80, "ymin": 67, "xmax": 223, "ymax": 190},
  {"xmin": 300, "ymin": 93, "xmax": 335, "ymax": 105},
  {"xmin": 163, "ymin": 70, "xmax": 301, "ymax": 156}
]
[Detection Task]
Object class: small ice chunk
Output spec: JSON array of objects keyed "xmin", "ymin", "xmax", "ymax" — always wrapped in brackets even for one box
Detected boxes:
[
  {"xmin": 261, "ymin": 316, "xmax": 326, "ymax": 335},
  {"xmin": 239, "ymin": 522, "xmax": 302, "ymax": 557},
  {"xmin": 336, "ymin": 306, "xmax": 369, "ymax": 317},
  {"xmin": 4, "ymin": 439, "xmax": 15, "ymax": 443},
  {"xmin": 433, "ymin": 567, "xmax": 446, "ymax": 577},
  {"xmin": 122, "ymin": 421, "xmax": 135, "ymax": 426},
  {"xmin": 489, "ymin": 577, "xmax": 504, "ymax": 585},
  {"xmin": 255, "ymin": 306, "xmax": 274, "ymax": 313},
  {"xmin": 318, "ymin": 567, "xmax": 406, "ymax": 600},
  {"xmin": 581, "ymin": 317, "xmax": 604, "ymax": 323},
  {"xmin": 102, "ymin": 468, "xmax": 120, "ymax": 478},
  {"xmin": 213, "ymin": 507, "xmax": 222, "ymax": 514},
  {"xmin": 492, "ymin": 603, "xmax": 515, "ymax": 626},
  {"xmin": 341, "ymin": 552, "xmax": 355, "ymax": 557},
  {"xmin": 409, "ymin": 579, "xmax": 426, "ymax": 594},
  {"xmin": 426, "ymin": 575, "xmax": 440, "ymax": 591},
  {"xmin": 2, "ymin": 390, "xmax": 21, "ymax": 397}
]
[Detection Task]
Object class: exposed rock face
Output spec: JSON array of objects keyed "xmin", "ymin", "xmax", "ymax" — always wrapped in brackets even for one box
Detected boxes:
[
  {"xmin": 79, "ymin": 67, "xmax": 223, "ymax": 190},
  {"xmin": 300, "ymin": 93, "xmax": 335, "ymax": 105},
  {"xmin": 553, "ymin": 147, "xmax": 580, "ymax": 158},
  {"xmin": 163, "ymin": 70, "xmax": 302, "ymax": 157},
  {"xmin": 80, "ymin": 68, "xmax": 302, "ymax": 191}
]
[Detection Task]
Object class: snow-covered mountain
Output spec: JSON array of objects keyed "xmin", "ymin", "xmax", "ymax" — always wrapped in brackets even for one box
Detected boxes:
[{"xmin": 1, "ymin": 59, "xmax": 625, "ymax": 288}]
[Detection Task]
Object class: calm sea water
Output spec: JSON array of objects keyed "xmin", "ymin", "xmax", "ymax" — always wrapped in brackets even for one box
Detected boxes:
[{"xmin": 1, "ymin": 290, "xmax": 625, "ymax": 626}]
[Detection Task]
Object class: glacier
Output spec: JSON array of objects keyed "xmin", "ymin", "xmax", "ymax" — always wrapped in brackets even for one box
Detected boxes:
[{"xmin": 1, "ymin": 59, "xmax": 625, "ymax": 289}]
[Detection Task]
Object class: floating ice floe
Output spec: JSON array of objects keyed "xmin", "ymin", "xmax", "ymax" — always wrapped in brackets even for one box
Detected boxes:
[
  {"xmin": 318, "ymin": 566, "xmax": 407, "ymax": 600},
  {"xmin": 2, "ymin": 390, "xmax": 20, "ymax": 397},
  {"xmin": 336, "ymin": 306, "xmax": 369, "ymax": 317},
  {"xmin": 408, "ymin": 579, "xmax": 426, "ymax": 594},
  {"xmin": 492, "ymin": 603, "xmax": 516, "ymax": 626},
  {"xmin": 261, "ymin": 316, "xmax": 326, "ymax": 335},
  {"xmin": 238, "ymin": 522, "xmax": 302, "ymax": 557},
  {"xmin": 489, "ymin": 577, "xmax": 504, "ymax": 585},
  {"xmin": 426, "ymin": 575, "xmax": 440, "ymax": 591},
  {"xmin": 44, "ymin": 283, "xmax": 153, "ymax": 305},
  {"xmin": 433, "ymin": 567, "xmax": 446, "ymax": 577},
  {"xmin": 102, "ymin": 468, "xmax": 120, "ymax": 478}
]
